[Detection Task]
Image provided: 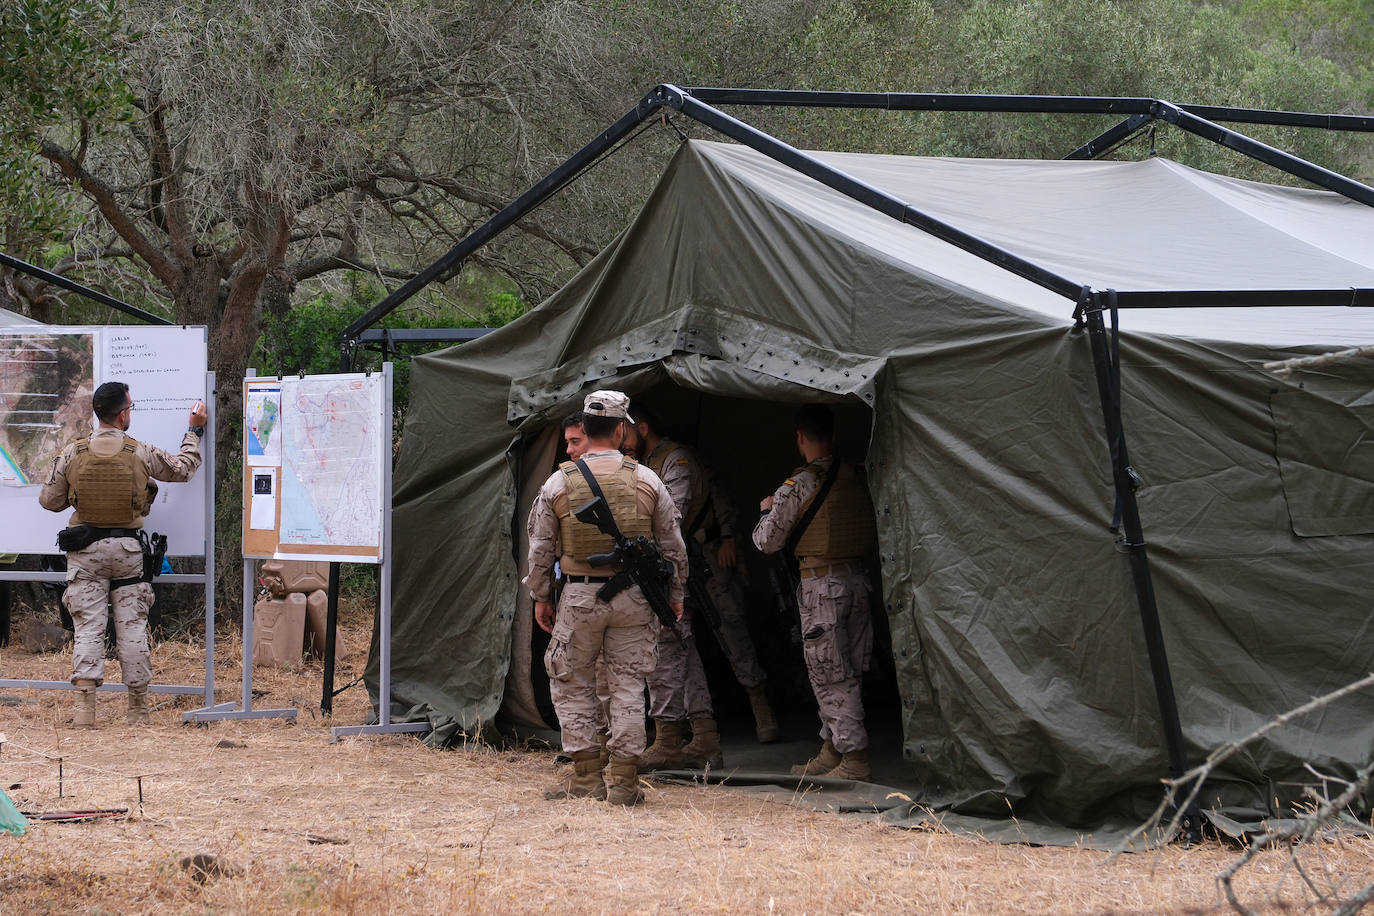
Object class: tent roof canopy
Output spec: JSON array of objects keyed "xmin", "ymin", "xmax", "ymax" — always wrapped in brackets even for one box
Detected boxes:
[
  {"xmin": 341, "ymin": 86, "xmax": 1374, "ymax": 353},
  {"xmin": 694, "ymin": 141, "xmax": 1374, "ymax": 346}
]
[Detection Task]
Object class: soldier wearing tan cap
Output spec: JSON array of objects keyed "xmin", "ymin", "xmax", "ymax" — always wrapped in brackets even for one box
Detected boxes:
[{"xmin": 524, "ymin": 390, "xmax": 687, "ymax": 805}]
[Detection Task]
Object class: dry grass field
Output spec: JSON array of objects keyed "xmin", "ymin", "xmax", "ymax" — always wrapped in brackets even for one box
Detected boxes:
[{"xmin": 2, "ymin": 604, "xmax": 1372, "ymax": 915}]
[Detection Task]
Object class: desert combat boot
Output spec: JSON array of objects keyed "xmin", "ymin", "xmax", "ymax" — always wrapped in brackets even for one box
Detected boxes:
[
  {"xmin": 746, "ymin": 684, "xmax": 779, "ymax": 743},
  {"xmin": 544, "ymin": 748, "xmax": 607, "ymax": 800},
  {"xmin": 604, "ymin": 755, "xmax": 645, "ymax": 806},
  {"xmin": 789, "ymin": 740, "xmax": 841, "ymax": 777},
  {"xmin": 127, "ymin": 685, "xmax": 151, "ymax": 726},
  {"xmin": 823, "ymin": 749, "xmax": 871, "ymax": 782},
  {"xmin": 72, "ymin": 678, "xmax": 98, "ymax": 728},
  {"xmin": 638, "ymin": 718, "xmax": 688, "ymax": 771},
  {"xmin": 679, "ymin": 717, "xmax": 724, "ymax": 769}
]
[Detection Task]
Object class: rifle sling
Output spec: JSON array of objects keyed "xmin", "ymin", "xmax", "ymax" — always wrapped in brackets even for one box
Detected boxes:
[
  {"xmin": 574, "ymin": 458, "xmax": 627, "ymax": 542},
  {"xmin": 784, "ymin": 454, "xmax": 842, "ymax": 556}
]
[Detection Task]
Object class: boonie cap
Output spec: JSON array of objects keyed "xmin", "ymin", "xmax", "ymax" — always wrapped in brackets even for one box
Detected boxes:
[{"xmin": 584, "ymin": 390, "xmax": 634, "ymax": 422}]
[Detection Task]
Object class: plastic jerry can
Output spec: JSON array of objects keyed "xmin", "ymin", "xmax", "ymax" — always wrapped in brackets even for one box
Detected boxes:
[
  {"xmin": 252, "ymin": 592, "xmax": 307, "ymax": 667},
  {"xmin": 303, "ymin": 589, "xmax": 342, "ymax": 659}
]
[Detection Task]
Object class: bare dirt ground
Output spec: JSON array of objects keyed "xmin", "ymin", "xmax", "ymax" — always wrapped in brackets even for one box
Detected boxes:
[{"xmin": 2, "ymin": 605, "xmax": 1372, "ymax": 915}]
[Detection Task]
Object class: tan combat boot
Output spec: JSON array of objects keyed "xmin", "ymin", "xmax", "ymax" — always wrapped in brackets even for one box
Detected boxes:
[
  {"xmin": 746, "ymin": 684, "xmax": 779, "ymax": 743},
  {"xmin": 603, "ymin": 755, "xmax": 645, "ymax": 807},
  {"xmin": 73, "ymin": 678, "xmax": 98, "ymax": 728},
  {"xmin": 789, "ymin": 740, "xmax": 841, "ymax": 777},
  {"xmin": 127, "ymin": 686, "xmax": 151, "ymax": 726},
  {"xmin": 824, "ymin": 749, "xmax": 871, "ymax": 782},
  {"xmin": 679, "ymin": 717, "xmax": 724, "ymax": 769},
  {"xmin": 596, "ymin": 730, "xmax": 610, "ymax": 769},
  {"xmin": 544, "ymin": 748, "xmax": 607, "ymax": 800},
  {"xmin": 638, "ymin": 718, "xmax": 688, "ymax": 771}
]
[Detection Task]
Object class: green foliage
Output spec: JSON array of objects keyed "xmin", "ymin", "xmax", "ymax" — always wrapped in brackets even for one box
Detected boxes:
[
  {"xmin": 251, "ymin": 271, "xmax": 527, "ymax": 420},
  {"xmin": 0, "ymin": 0, "xmax": 131, "ymax": 248}
]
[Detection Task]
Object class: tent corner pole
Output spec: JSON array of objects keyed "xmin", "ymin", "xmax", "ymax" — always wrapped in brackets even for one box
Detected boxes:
[{"xmin": 1081, "ymin": 290, "xmax": 1202, "ymax": 845}]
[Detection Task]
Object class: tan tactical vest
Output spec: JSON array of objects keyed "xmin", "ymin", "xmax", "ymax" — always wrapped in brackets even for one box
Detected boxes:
[
  {"xmin": 557, "ymin": 456, "xmax": 653, "ymax": 570},
  {"xmin": 793, "ymin": 461, "xmax": 878, "ymax": 561},
  {"xmin": 643, "ymin": 439, "xmax": 710, "ymax": 531},
  {"xmin": 67, "ymin": 436, "xmax": 151, "ymax": 527}
]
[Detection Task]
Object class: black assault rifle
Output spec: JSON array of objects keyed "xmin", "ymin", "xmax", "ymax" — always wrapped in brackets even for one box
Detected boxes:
[
  {"xmin": 683, "ymin": 536, "xmax": 722, "ymax": 631},
  {"xmin": 573, "ymin": 495, "xmax": 681, "ymax": 640}
]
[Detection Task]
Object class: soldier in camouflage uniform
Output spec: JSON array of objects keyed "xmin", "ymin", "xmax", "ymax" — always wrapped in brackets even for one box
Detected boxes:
[
  {"xmin": 753, "ymin": 404, "xmax": 877, "ymax": 782},
  {"xmin": 39, "ymin": 381, "xmax": 206, "ymax": 728},
  {"xmin": 525, "ymin": 391, "xmax": 687, "ymax": 805},
  {"xmin": 633, "ymin": 404, "xmax": 778, "ymax": 772}
]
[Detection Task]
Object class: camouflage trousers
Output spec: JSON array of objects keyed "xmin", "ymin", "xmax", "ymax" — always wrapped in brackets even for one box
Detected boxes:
[
  {"xmin": 63, "ymin": 536, "xmax": 154, "ymax": 688},
  {"xmin": 701, "ymin": 540, "xmax": 766, "ymax": 689},
  {"xmin": 647, "ymin": 606, "xmax": 713, "ymax": 721},
  {"xmin": 798, "ymin": 568, "xmax": 873, "ymax": 754},
  {"xmin": 544, "ymin": 582, "xmax": 657, "ymax": 757}
]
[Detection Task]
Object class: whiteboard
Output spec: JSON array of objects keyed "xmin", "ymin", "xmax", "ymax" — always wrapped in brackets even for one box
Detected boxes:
[
  {"xmin": 242, "ymin": 370, "xmax": 387, "ymax": 563},
  {"xmin": 0, "ymin": 325, "xmax": 210, "ymax": 556}
]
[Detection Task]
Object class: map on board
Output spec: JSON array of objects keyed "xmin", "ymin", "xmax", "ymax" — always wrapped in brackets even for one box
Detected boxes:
[
  {"xmin": 278, "ymin": 375, "xmax": 383, "ymax": 551},
  {"xmin": 244, "ymin": 383, "xmax": 282, "ymax": 465},
  {"xmin": 0, "ymin": 331, "xmax": 95, "ymax": 486}
]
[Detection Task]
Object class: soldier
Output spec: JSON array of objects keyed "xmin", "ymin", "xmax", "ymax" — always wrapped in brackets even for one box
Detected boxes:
[
  {"xmin": 753, "ymin": 404, "xmax": 877, "ymax": 781},
  {"xmin": 39, "ymin": 381, "xmax": 206, "ymax": 727},
  {"xmin": 525, "ymin": 391, "xmax": 687, "ymax": 805},
  {"xmin": 633, "ymin": 404, "xmax": 778, "ymax": 773}
]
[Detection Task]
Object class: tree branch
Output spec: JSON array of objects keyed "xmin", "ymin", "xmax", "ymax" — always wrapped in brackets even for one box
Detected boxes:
[{"xmin": 39, "ymin": 139, "xmax": 180, "ymax": 289}]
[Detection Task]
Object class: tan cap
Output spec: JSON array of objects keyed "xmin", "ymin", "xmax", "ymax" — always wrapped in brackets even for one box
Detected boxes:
[{"xmin": 583, "ymin": 390, "xmax": 634, "ymax": 422}]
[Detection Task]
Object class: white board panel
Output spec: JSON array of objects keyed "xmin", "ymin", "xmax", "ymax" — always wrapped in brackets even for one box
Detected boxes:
[{"xmin": 0, "ymin": 325, "xmax": 209, "ymax": 556}]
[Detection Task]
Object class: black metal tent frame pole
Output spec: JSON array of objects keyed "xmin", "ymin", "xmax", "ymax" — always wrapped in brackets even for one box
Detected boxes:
[
  {"xmin": 336, "ymin": 86, "xmax": 1374, "ymax": 829},
  {"xmin": 0, "ymin": 251, "xmax": 172, "ymax": 325}
]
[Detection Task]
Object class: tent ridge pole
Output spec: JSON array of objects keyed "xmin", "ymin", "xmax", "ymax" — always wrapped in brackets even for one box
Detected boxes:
[
  {"xmin": 1081, "ymin": 288, "xmax": 1201, "ymax": 844},
  {"xmin": 656, "ymin": 85, "xmax": 1083, "ymax": 302},
  {"xmin": 340, "ymin": 89, "xmax": 668, "ymax": 343},
  {"xmin": 1152, "ymin": 101, "xmax": 1374, "ymax": 208}
]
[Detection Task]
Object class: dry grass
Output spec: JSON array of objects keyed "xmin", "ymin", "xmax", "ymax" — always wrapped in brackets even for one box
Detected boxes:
[{"xmin": 2, "ymin": 606, "xmax": 1372, "ymax": 915}]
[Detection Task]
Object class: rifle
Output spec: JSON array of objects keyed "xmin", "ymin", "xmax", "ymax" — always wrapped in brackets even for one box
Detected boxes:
[
  {"xmin": 683, "ymin": 535, "xmax": 723, "ymax": 631},
  {"xmin": 767, "ymin": 552, "xmax": 803, "ymax": 649},
  {"xmin": 573, "ymin": 496, "xmax": 681, "ymax": 639}
]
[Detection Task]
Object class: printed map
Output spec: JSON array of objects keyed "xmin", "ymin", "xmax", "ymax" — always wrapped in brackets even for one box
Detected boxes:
[
  {"xmin": 0, "ymin": 331, "xmax": 95, "ymax": 485},
  {"xmin": 278, "ymin": 375, "xmax": 383, "ymax": 550},
  {"xmin": 245, "ymin": 383, "xmax": 282, "ymax": 464}
]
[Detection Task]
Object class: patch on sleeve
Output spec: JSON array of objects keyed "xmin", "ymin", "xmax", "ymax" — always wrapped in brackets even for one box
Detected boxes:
[
  {"xmin": 783, "ymin": 478, "xmax": 796, "ymax": 488},
  {"xmin": 675, "ymin": 458, "xmax": 689, "ymax": 466}
]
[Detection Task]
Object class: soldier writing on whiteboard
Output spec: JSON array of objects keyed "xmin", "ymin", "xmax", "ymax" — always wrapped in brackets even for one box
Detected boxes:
[{"xmin": 39, "ymin": 382, "xmax": 206, "ymax": 728}]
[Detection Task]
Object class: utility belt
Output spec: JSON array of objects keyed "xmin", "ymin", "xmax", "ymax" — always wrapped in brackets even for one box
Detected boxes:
[
  {"xmin": 798, "ymin": 560, "xmax": 862, "ymax": 579},
  {"xmin": 56, "ymin": 525, "xmax": 142, "ymax": 552},
  {"xmin": 56, "ymin": 525, "xmax": 168, "ymax": 589}
]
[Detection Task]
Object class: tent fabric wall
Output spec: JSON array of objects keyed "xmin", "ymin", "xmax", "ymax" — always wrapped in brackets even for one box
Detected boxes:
[{"xmin": 375, "ymin": 140, "xmax": 1374, "ymax": 828}]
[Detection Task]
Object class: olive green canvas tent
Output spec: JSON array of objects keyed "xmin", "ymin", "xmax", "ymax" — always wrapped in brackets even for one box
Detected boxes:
[{"xmin": 373, "ymin": 138, "xmax": 1374, "ymax": 836}]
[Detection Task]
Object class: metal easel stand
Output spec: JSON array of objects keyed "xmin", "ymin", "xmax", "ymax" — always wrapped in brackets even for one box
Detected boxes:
[
  {"xmin": 2, "ymin": 370, "xmax": 229, "ymax": 713},
  {"xmin": 183, "ymin": 558, "xmax": 295, "ymax": 722},
  {"xmin": 330, "ymin": 362, "xmax": 427, "ymax": 742}
]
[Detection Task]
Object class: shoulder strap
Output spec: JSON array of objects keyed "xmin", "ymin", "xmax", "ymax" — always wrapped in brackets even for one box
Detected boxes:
[
  {"xmin": 785, "ymin": 455, "xmax": 842, "ymax": 554},
  {"xmin": 574, "ymin": 458, "xmax": 627, "ymax": 541},
  {"xmin": 74, "ymin": 439, "xmax": 90, "ymax": 453}
]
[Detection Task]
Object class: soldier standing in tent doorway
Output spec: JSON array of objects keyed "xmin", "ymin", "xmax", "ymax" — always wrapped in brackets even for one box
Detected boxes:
[
  {"xmin": 525, "ymin": 390, "xmax": 687, "ymax": 805},
  {"xmin": 753, "ymin": 403, "xmax": 878, "ymax": 781},
  {"xmin": 632, "ymin": 403, "xmax": 779, "ymax": 773},
  {"xmin": 39, "ymin": 381, "xmax": 206, "ymax": 728}
]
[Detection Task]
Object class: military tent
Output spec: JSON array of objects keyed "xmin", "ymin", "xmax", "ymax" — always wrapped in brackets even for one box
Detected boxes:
[{"xmin": 375, "ymin": 137, "xmax": 1374, "ymax": 837}]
